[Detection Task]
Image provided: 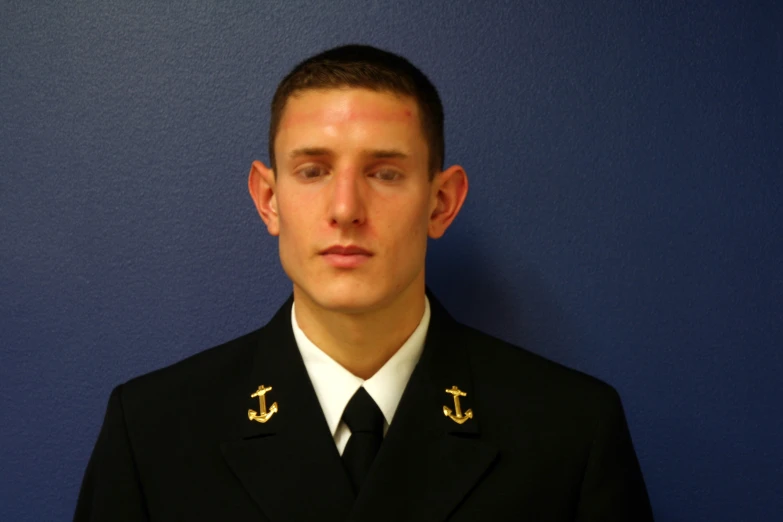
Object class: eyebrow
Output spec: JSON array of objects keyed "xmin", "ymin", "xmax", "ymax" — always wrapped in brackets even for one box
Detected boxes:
[
  {"xmin": 288, "ymin": 147, "xmax": 409, "ymax": 160},
  {"xmin": 288, "ymin": 147, "xmax": 331, "ymax": 159}
]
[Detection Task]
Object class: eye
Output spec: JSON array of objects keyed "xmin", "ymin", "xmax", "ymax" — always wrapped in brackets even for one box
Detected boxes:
[
  {"xmin": 371, "ymin": 169, "xmax": 402, "ymax": 182},
  {"xmin": 296, "ymin": 165, "xmax": 328, "ymax": 180}
]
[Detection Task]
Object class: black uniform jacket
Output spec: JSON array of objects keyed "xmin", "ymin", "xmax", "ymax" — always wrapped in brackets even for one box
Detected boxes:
[{"xmin": 75, "ymin": 296, "xmax": 653, "ymax": 521}]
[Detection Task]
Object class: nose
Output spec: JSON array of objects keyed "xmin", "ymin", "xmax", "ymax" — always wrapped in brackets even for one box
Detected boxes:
[{"xmin": 328, "ymin": 169, "xmax": 366, "ymax": 228}]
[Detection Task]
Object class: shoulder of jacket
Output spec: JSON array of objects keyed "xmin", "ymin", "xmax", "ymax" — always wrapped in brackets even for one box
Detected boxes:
[
  {"xmin": 456, "ymin": 322, "xmax": 620, "ymax": 407},
  {"xmin": 118, "ymin": 327, "xmax": 265, "ymax": 403}
]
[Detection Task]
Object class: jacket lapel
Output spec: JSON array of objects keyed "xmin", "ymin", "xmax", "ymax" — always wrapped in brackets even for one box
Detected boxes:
[
  {"xmin": 220, "ymin": 298, "xmax": 354, "ymax": 522},
  {"xmin": 347, "ymin": 296, "xmax": 499, "ymax": 522}
]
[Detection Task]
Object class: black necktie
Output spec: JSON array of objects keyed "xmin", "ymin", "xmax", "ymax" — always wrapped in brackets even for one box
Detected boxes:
[{"xmin": 341, "ymin": 387, "xmax": 384, "ymax": 494}]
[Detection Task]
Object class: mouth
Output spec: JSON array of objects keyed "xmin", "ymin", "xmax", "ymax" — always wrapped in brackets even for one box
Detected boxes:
[
  {"xmin": 320, "ymin": 245, "xmax": 372, "ymax": 256},
  {"xmin": 319, "ymin": 245, "xmax": 373, "ymax": 268}
]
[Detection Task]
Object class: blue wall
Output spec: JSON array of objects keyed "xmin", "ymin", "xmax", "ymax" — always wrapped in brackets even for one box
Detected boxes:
[{"xmin": 2, "ymin": 1, "xmax": 781, "ymax": 520}]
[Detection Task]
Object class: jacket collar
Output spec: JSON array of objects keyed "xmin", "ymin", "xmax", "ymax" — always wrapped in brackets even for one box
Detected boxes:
[{"xmin": 221, "ymin": 293, "xmax": 498, "ymax": 521}]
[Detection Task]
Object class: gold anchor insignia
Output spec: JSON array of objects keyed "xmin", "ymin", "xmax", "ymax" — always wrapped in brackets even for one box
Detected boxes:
[
  {"xmin": 443, "ymin": 385, "xmax": 473, "ymax": 424},
  {"xmin": 248, "ymin": 385, "xmax": 278, "ymax": 423}
]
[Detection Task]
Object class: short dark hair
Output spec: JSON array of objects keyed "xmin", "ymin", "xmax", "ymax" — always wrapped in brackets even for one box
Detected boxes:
[{"xmin": 269, "ymin": 44, "xmax": 444, "ymax": 178}]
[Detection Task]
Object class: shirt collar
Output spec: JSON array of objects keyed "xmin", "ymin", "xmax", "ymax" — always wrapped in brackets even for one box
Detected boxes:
[{"xmin": 291, "ymin": 297, "xmax": 430, "ymax": 436}]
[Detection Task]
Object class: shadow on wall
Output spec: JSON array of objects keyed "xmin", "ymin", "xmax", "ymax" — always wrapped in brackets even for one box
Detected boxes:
[{"xmin": 426, "ymin": 231, "xmax": 585, "ymax": 367}]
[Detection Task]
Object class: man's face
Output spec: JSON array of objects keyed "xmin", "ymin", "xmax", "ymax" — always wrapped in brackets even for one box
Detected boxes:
[{"xmin": 267, "ymin": 88, "xmax": 436, "ymax": 313}]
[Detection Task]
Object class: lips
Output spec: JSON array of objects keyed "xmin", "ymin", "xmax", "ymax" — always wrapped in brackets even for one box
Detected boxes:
[
  {"xmin": 320, "ymin": 245, "xmax": 372, "ymax": 256},
  {"xmin": 319, "ymin": 245, "xmax": 372, "ymax": 268}
]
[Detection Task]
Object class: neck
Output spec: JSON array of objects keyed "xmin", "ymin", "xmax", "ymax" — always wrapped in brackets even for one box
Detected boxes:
[{"xmin": 293, "ymin": 284, "xmax": 426, "ymax": 380}]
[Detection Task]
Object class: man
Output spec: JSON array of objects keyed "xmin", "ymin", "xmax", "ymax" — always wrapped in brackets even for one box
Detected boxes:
[{"xmin": 75, "ymin": 45, "xmax": 653, "ymax": 521}]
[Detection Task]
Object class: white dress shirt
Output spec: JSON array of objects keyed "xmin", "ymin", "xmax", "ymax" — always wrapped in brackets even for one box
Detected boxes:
[{"xmin": 291, "ymin": 297, "xmax": 430, "ymax": 455}]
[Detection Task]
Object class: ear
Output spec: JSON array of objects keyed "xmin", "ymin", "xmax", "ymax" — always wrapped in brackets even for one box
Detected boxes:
[
  {"xmin": 428, "ymin": 164, "xmax": 468, "ymax": 239},
  {"xmin": 248, "ymin": 160, "xmax": 280, "ymax": 236}
]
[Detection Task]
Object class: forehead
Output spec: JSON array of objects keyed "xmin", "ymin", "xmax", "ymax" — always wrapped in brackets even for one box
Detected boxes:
[{"xmin": 276, "ymin": 88, "xmax": 423, "ymax": 140}]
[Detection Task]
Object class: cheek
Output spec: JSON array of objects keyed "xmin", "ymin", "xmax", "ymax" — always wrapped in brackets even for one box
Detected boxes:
[
  {"xmin": 400, "ymin": 192, "xmax": 433, "ymax": 229},
  {"xmin": 277, "ymin": 189, "xmax": 314, "ymax": 226},
  {"xmin": 276, "ymin": 199, "xmax": 313, "ymax": 254},
  {"xmin": 383, "ymin": 198, "xmax": 431, "ymax": 248}
]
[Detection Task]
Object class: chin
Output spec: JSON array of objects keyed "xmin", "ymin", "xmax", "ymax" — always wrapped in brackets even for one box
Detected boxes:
[{"xmin": 295, "ymin": 279, "xmax": 391, "ymax": 315}]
